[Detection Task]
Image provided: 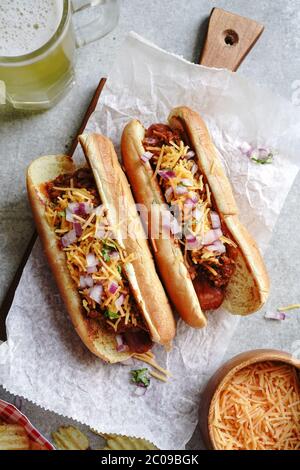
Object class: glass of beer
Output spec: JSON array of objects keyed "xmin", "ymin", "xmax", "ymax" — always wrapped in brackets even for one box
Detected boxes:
[{"xmin": 0, "ymin": 0, "xmax": 120, "ymax": 110}]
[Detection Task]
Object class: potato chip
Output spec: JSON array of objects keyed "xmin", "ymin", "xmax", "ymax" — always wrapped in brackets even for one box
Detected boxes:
[
  {"xmin": 52, "ymin": 426, "xmax": 90, "ymax": 450},
  {"xmin": 0, "ymin": 424, "xmax": 30, "ymax": 450}
]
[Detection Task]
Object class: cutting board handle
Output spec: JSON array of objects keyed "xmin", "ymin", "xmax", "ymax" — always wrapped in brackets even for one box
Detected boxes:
[{"xmin": 199, "ymin": 8, "xmax": 264, "ymax": 71}]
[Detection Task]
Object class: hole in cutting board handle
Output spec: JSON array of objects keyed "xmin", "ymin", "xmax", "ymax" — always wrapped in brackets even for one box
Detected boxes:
[{"xmin": 223, "ymin": 29, "xmax": 239, "ymax": 46}]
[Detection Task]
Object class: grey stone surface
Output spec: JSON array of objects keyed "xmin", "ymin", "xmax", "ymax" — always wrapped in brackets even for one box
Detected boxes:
[{"xmin": 0, "ymin": 0, "xmax": 300, "ymax": 450}]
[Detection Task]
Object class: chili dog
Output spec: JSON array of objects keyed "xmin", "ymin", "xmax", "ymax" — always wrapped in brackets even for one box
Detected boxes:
[
  {"xmin": 121, "ymin": 106, "xmax": 269, "ymax": 327},
  {"xmin": 27, "ymin": 134, "xmax": 175, "ymax": 363}
]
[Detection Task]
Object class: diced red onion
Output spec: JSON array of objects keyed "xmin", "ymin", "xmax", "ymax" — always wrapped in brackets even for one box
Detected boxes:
[
  {"xmin": 186, "ymin": 233, "xmax": 202, "ymax": 250},
  {"xmin": 67, "ymin": 202, "xmax": 79, "ymax": 214},
  {"xmin": 165, "ymin": 187, "xmax": 173, "ymax": 203},
  {"xmin": 162, "ymin": 213, "xmax": 181, "ymax": 235},
  {"xmin": 80, "ymin": 275, "xmax": 94, "ymax": 289},
  {"xmin": 186, "ymin": 233, "xmax": 197, "ymax": 244},
  {"xmin": 239, "ymin": 142, "xmax": 253, "ymax": 157},
  {"xmin": 206, "ymin": 240, "xmax": 226, "ymax": 254},
  {"xmin": 109, "ymin": 250, "xmax": 120, "ymax": 261},
  {"xmin": 185, "ymin": 198, "xmax": 197, "ymax": 208},
  {"xmin": 188, "ymin": 192, "xmax": 199, "ymax": 204},
  {"xmin": 116, "ymin": 335, "xmax": 129, "ymax": 352},
  {"xmin": 143, "ymin": 137, "xmax": 157, "ymax": 146},
  {"xmin": 86, "ymin": 253, "xmax": 98, "ymax": 267},
  {"xmin": 68, "ymin": 202, "xmax": 92, "ymax": 216},
  {"xmin": 186, "ymin": 150, "xmax": 195, "ymax": 159},
  {"xmin": 134, "ymin": 387, "xmax": 147, "ymax": 396},
  {"xmin": 78, "ymin": 202, "xmax": 92, "ymax": 216},
  {"xmin": 85, "ymin": 276, "xmax": 94, "ymax": 288},
  {"xmin": 109, "ymin": 281, "xmax": 118, "ymax": 294},
  {"xmin": 210, "ymin": 211, "xmax": 221, "ymax": 229},
  {"xmin": 88, "ymin": 285, "xmax": 103, "ymax": 304},
  {"xmin": 264, "ymin": 311, "xmax": 286, "ymax": 321},
  {"xmin": 141, "ymin": 151, "xmax": 153, "ymax": 163},
  {"xmin": 87, "ymin": 266, "xmax": 97, "ymax": 274},
  {"xmin": 94, "ymin": 205, "xmax": 105, "ymax": 216},
  {"xmin": 180, "ymin": 178, "xmax": 193, "ymax": 187},
  {"xmin": 61, "ymin": 229, "xmax": 77, "ymax": 247},
  {"xmin": 202, "ymin": 229, "xmax": 222, "ymax": 246},
  {"xmin": 95, "ymin": 224, "xmax": 106, "ymax": 239},
  {"xmin": 191, "ymin": 163, "xmax": 198, "ymax": 175},
  {"xmin": 175, "ymin": 185, "xmax": 188, "ymax": 196},
  {"xmin": 193, "ymin": 207, "xmax": 203, "ymax": 222},
  {"xmin": 66, "ymin": 208, "xmax": 74, "ymax": 222},
  {"xmin": 186, "ymin": 237, "xmax": 202, "ymax": 251},
  {"xmin": 158, "ymin": 170, "xmax": 176, "ymax": 180},
  {"xmin": 170, "ymin": 217, "xmax": 181, "ymax": 235},
  {"xmin": 115, "ymin": 294, "xmax": 125, "ymax": 309},
  {"xmin": 73, "ymin": 222, "xmax": 83, "ymax": 237}
]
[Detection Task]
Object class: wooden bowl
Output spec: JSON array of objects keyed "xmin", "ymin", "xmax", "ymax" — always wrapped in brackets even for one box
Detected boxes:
[{"xmin": 199, "ymin": 349, "xmax": 300, "ymax": 450}]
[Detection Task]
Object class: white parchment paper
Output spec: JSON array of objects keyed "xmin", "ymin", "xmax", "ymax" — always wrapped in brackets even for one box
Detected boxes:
[{"xmin": 1, "ymin": 33, "xmax": 300, "ymax": 450}]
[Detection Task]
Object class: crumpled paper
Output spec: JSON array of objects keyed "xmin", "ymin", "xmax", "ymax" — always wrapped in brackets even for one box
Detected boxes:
[{"xmin": 1, "ymin": 32, "xmax": 300, "ymax": 450}]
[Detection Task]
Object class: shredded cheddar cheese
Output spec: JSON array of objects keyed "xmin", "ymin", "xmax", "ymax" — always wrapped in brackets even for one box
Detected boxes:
[
  {"xmin": 278, "ymin": 304, "xmax": 300, "ymax": 312},
  {"xmin": 133, "ymin": 352, "xmax": 171, "ymax": 383},
  {"xmin": 211, "ymin": 361, "xmax": 300, "ymax": 450},
  {"xmin": 144, "ymin": 138, "xmax": 237, "ymax": 282},
  {"xmin": 44, "ymin": 170, "xmax": 145, "ymax": 335}
]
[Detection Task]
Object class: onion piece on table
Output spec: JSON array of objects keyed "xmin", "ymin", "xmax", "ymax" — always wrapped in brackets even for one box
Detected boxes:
[
  {"xmin": 134, "ymin": 387, "xmax": 147, "ymax": 396},
  {"xmin": 264, "ymin": 311, "xmax": 287, "ymax": 321}
]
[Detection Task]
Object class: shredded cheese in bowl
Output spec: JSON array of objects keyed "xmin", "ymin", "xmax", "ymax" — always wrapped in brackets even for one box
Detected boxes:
[{"xmin": 210, "ymin": 361, "xmax": 300, "ymax": 450}]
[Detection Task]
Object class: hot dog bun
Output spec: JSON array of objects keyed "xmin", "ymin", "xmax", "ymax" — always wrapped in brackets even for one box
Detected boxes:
[
  {"xmin": 27, "ymin": 155, "xmax": 130, "ymax": 363},
  {"xmin": 168, "ymin": 107, "xmax": 269, "ymax": 314},
  {"xmin": 27, "ymin": 135, "xmax": 175, "ymax": 363},
  {"xmin": 79, "ymin": 134, "xmax": 176, "ymax": 345},
  {"xmin": 121, "ymin": 107, "xmax": 269, "ymax": 320},
  {"xmin": 121, "ymin": 122, "xmax": 207, "ymax": 328}
]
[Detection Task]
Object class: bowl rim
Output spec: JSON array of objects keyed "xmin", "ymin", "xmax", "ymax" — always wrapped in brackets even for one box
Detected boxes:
[{"xmin": 205, "ymin": 349, "xmax": 300, "ymax": 450}]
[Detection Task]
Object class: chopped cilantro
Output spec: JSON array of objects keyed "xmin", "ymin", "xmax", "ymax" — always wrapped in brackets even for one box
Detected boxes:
[
  {"xmin": 102, "ymin": 248, "xmax": 111, "ymax": 262},
  {"xmin": 251, "ymin": 155, "xmax": 273, "ymax": 165},
  {"xmin": 104, "ymin": 310, "xmax": 120, "ymax": 320},
  {"xmin": 131, "ymin": 368, "xmax": 150, "ymax": 388},
  {"xmin": 103, "ymin": 240, "xmax": 117, "ymax": 250},
  {"xmin": 117, "ymin": 265, "xmax": 122, "ymax": 274}
]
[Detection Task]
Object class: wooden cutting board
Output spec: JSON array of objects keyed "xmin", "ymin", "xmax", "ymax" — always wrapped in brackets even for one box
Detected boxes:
[{"xmin": 0, "ymin": 8, "xmax": 264, "ymax": 340}]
